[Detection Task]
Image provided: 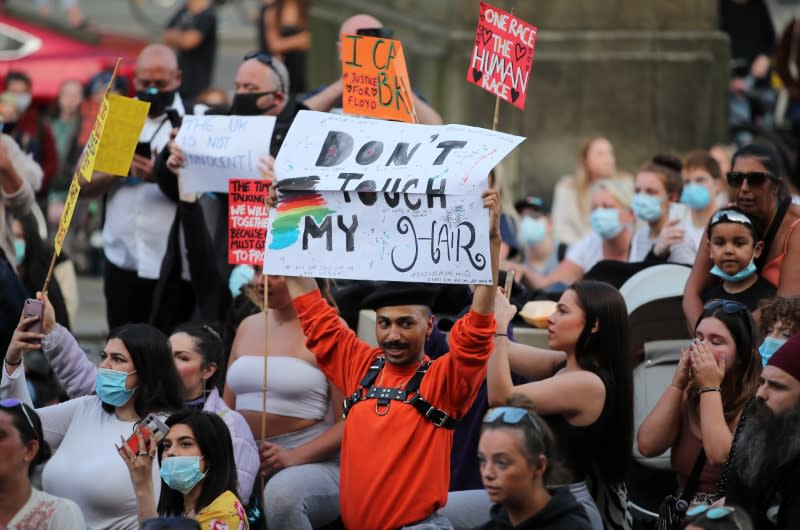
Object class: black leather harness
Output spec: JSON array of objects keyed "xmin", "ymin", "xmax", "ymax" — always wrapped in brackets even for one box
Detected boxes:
[{"xmin": 342, "ymin": 357, "xmax": 458, "ymax": 429}]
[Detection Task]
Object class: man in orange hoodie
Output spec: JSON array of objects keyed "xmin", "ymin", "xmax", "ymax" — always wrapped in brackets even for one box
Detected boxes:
[{"xmin": 282, "ymin": 189, "xmax": 502, "ymax": 529}]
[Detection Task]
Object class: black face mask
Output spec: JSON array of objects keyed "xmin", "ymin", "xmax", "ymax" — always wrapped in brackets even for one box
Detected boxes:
[
  {"xmin": 1, "ymin": 121, "xmax": 17, "ymax": 134},
  {"xmin": 229, "ymin": 91, "xmax": 276, "ymax": 116},
  {"xmin": 137, "ymin": 88, "xmax": 176, "ymax": 117}
]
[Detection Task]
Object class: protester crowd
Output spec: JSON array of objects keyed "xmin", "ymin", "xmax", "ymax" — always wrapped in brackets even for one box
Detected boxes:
[{"xmin": 1, "ymin": 2, "xmax": 800, "ymax": 530}]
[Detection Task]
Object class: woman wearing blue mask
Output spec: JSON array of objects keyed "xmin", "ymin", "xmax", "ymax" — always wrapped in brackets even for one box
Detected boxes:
[
  {"xmin": 629, "ymin": 154, "xmax": 699, "ymax": 264},
  {"xmin": 522, "ymin": 179, "xmax": 636, "ymax": 291},
  {"xmin": 756, "ymin": 296, "xmax": 800, "ymax": 366},
  {"xmin": 682, "ymin": 151, "xmax": 726, "ymax": 246},
  {"xmin": 120, "ymin": 410, "xmax": 248, "ymax": 529},
  {"xmin": 700, "ymin": 208, "xmax": 776, "ymax": 312},
  {"xmin": 2, "ymin": 298, "xmax": 184, "ymax": 530}
]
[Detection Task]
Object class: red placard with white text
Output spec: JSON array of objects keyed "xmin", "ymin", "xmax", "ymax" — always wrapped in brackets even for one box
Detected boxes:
[
  {"xmin": 228, "ymin": 179, "xmax": 270, "ymax": 266},
  {"xmin": 467, "ymin": 2, "xmax": 537, "ymax": 110}
]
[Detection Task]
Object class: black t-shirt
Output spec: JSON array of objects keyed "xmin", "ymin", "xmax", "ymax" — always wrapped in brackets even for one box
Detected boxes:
[
  {"xmin": 701, "ymin": 275, "xmax": 777, "ymax": 311},
  {"xmin": 167, "ymin": 5, "xmax": 217, "ymax": 100},
  {"xmin": 271, "ymin": 98, "xmax": 307, "ymax": 156}
]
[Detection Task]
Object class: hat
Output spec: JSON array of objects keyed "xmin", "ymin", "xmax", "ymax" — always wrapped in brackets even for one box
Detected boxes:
[
  {"xmin": 514, "ymin": 196, "xmax": 549, "ymax": 215},
  {"xmin": 85, "ymin": 71, "xmax": 128, "ymax": 97},
  {"xmin": 767, "ymin": 332, "xmax": 800, "ymax": 382},
  {"xmin": 362, "ymin": 282, "xmax": 440, "ymax": 310}
]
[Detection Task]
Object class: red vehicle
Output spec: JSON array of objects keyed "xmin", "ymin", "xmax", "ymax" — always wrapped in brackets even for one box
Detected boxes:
[{"xmin": 0, "ymin": 9, "xmax": 146, "ymax": 103}]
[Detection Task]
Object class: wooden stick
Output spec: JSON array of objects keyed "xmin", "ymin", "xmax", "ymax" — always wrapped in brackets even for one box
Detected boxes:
[
  {"xmin": 491, "ymin": 95, "xmax": 501, "ymax": 131},
  {"xmin": 41, "ymin": 57, "xmax": 123, "ymax": 295},
  {"xmin": 260, "ymin": 274, "xmax": 269, "ymax": 443},
  {"xmin": 504, "ymin": 270, "xmax": 514, "ymax": 300}
]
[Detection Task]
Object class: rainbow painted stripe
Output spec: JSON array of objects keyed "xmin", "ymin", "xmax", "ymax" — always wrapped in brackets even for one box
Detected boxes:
[{"xmin": 269, "ymin": 191, "xmax": 334, "ymax": 250}]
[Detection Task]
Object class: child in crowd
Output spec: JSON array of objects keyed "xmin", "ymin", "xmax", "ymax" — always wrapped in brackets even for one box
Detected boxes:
[
  {"xmin": 701, "ymin": 207, "xmax": 776, "ymax": 310},
  {"xmin": 757, "ymin": 295, "xmax": 800, "ymax": 365}
]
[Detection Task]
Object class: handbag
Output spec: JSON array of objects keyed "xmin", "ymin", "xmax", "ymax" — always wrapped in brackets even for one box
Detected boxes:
[{"xmin": 654, "ymin": 449, "xmax": 706, "ymax": 530}]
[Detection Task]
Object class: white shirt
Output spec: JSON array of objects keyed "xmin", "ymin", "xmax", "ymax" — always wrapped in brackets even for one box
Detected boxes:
[
  {"xmin": 7, "ymin": 488, "xmax": 85, "ymax": 530},
  {"xmin": 565, "ymin": 231, "xmax": 635, "ymax": 272},
  {"xmin": 629, "ymin": 220, "xmax": 698, "ymax": 265},
  {"xmin": 103, "ymin": 95, "xmax": 193, "ymax": 281},
  {"xmin": 1, "ymin": 368, "xmax": 162, "ymax": 530}
]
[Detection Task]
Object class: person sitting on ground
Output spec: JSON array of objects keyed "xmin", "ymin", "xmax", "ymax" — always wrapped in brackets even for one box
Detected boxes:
[
  {"xmin": 487, "ymin": 281, "xmax": 634, "ymax": 530},
  {"xmin": 275, "ymin": 187, "xmax": 502, "ymax": 529},
  {"xmin": 36, "ymin": 309, "xmax": 260, "ymax": 502},
  {"xmin": 637, "ymin": 299, "xmax": 762, "ymax": 505},
  {"xmin": 683, "ymin": 144, "xmax": 800, "ymax": 331},
  {"xmin": 522, "ymin": 179, "xmax": 635, "ymax": 292},
  {"xmin": 756, "ymin": 295, "xmax": 800, "ymax": 365},
  {"xmin": 477, "ymin": 396, "xmax": 592, "ymax": 530},
  {"xmin": 700, "ymin": 207, "xmax": 776, "ymax": 311},
  {"xmin": 682, "ymin": 151, "xmax": 727, "ymax": 246},
  {"xmin": 629, "ymin": 154, "xmax": 698, "ymax": 264},
  {"xmin": 551, "ymin": 136, "xmax": 629, "ymax": 244},
  {"xmin": 721, "ymin": 332, "xmax": 800, "ymax": 528},
  {"xmin": 2, "ymin": 297, "xmax": 184, "ymax": 529},
  {"xmin": 225, "ymin": 270, "xmax": 343, "ymax": 529},
  {"xmin": 0, "ymin": 399, "xmax": 85, "ymax": 529},
  {"xmin": 120, "ymin": 409, "xmax": 249, "ymax": 529}
]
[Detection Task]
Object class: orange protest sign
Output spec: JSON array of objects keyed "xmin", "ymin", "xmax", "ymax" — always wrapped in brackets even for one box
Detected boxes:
[{"xmin": 341, "ymin": 34, "xmax": 416, "ymax": 123}]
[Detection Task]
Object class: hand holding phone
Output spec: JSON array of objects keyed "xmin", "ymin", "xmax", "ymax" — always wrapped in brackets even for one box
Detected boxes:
[
  {"xmin": 23, "ymin": 299, "xmax": 44, "ymax": 336},
  {"xmin": 126, "ymin": 413, "xmax": 169, "ymax": 454}
]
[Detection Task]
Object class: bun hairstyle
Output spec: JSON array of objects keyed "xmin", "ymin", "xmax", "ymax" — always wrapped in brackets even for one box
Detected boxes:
[{"xmin": 639, "ymin": 153, "xmax": 684, "ymax": 200}]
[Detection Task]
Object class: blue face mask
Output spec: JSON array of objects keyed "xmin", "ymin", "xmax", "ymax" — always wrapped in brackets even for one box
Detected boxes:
[
  {"xmin": 95, "ymin": 368, "xmax": 136, "ymax": 407},
  {"xmin": 710, "ymin": 259, "xmax": 757, "ymax": 282},
  {"xmin": 14, "ymin": 239, "xmax": 25, "ymax": 265},
  {"xmin": 758, "ymin": 337, "xmax": 787, "ymax": 366},
  {"xmin": 680, "ymin": 183, "xmax": 712, "ymax": 210},
  {"xmin": 160, "ymin": 456, "xmax": 207, "ymax": 494},
  {"xmin": 632, "ymin": 193, "xmax": 663, "ymax": 222},
  {"xmin": 590, "ymin": 208, "xmax": 623, "ymax": 240},
  {"xmin": 518, "ymin": 217, "xmax": 547, "ymax": 247}
]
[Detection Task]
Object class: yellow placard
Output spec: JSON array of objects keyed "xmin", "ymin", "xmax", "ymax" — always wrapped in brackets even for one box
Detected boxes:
[
  {"xmin": 78, "ymin": 96, "xmax": 110, "ymax": 183},
  {"xmin": 94, "ymin": 94, "xmax": 151, "ymax": 176},
  {"xmin": 54, "ymin": 175, "xmax": 81, "ymax": 256}
]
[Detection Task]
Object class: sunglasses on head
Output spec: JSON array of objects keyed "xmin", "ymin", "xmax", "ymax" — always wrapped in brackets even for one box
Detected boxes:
[
  {"xmin": 484, "ymin": 407, "xmax": 543, "ymax": 434},
  {"xmin": 243, "ymin": 51, "xmax": 285, "ymax": 93},
  {"xmin": 704, "ymin": 299, "xmax": 748, "ymax": 315},
  {"xmin": 686, "ymin": 505, "xmax": 741, "ymax": 527},
  {"xmin": 708, "ymin": 209, "xmax": 754, "ymax": 233},
  {"xmin": 726, "ymin": 171, "xmax": 774, "ymax": 188},
  {"xmin": 0, "ymin": 398, "xmax": 39, "ymax": 439}
]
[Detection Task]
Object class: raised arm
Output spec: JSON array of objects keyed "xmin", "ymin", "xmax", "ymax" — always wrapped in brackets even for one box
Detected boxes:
[
  {"xmin": 683, "ymin": 236, "xmax": 716, "ymax": 333},
  {"xmin": 471, "ymin": 189, "xmax": 502, "ymax": 315},
  {"xmin": 636, "ymin": 348, "xmax": 691, "ymax": 458}
]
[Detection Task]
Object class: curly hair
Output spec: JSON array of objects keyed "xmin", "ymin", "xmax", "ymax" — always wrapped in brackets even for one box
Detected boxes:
[{"xmin": 758, "ymin": 296, "xmax": 800, "ymax": 340}]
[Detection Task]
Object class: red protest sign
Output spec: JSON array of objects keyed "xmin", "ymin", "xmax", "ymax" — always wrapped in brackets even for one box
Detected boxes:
[
  {"xmin": 228, "ymin": 179, "xmax": 270, "ymax": 266},
  {"xmin": 467, "ymin": 2, "xmax": 537, "ymax": 110}
]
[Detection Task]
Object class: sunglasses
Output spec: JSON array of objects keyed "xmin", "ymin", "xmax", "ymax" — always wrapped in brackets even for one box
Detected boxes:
[
  {"xmin": 726, "ymin": 171, "xmax": 774, "ymax": 188},
  {"xmin": 0, "ymin": 398, "xmax": 39, "ymax": 439},
  {"xmin": 686, "ymin": 505, "xmax": 740, "ymax": 526},
  {"xmin": 704, "ymin": 299, "xmax": 748, "ymax": 315},
  {"xmin": 243, "ymin": 51, "xmax": 285, "ymax": 93},
  {"xmin": 484, "ymin": 407, "xmax": 543, "ymax": 435},
  {"xmin": 710, "ymin": 209, "xmax": 753, "ymax": 228}
]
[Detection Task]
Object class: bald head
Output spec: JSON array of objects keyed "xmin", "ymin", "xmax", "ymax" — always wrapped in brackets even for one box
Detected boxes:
[
  {"xmin": 339, "ymin": 14, "xmax": 383, "ymax": 39},
  {"xmin": 137, "ymin": 44, "xmax": 178, "ymax": 72}
]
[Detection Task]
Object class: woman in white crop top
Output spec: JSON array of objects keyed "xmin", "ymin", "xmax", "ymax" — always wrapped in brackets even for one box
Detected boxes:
[
  {"xmin": 3, "ymin": 302, "xmax": 184, "ymax": 530},
  {"xmin": 225, "ymin": 271, "xmax": 343, "ymax": 530}
]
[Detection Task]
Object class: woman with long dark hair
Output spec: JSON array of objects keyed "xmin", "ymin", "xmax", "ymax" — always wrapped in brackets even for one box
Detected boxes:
[
  {"xmin": 638, "ymin": 300, "xmax": 762, "ymax": 504},
  {"xmin": 487, "ymin": 280, "xmax": 634, "ymax": 529},
  {"xmin": 3, "ymin": 301, "xmax": 184, "ymax": 529},
  {"xmin": 120, "ymin": 409, "xmax": 248, "ymax": 528},
  {"xmin": 258, "ymin": 0, "xmax": 310, "ymax": 96}
]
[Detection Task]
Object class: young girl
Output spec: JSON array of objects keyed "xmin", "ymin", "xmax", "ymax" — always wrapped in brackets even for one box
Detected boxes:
[
  {"xmin": 757, "ymin": 295, "xmax": 800, "ymax": 365},
  {"xmin": 701, "ymin": 207, "xmax": 776, "ymax": 311}
]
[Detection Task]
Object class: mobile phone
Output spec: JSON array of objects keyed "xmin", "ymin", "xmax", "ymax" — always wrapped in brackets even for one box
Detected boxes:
[
  {"xmin": 165, "ymin": 107, "xmax": 182, "ymax": 129},
  {"xmin": 356, "ymin": 27, "xmax": 394, "ymax": 39},
  {"xmin": 668, "ymin": 202, "xmax": 688, "ymax": 223},
  {"xmin": 135, "ymin": 141, "xmax": 152, "ymax": 159},
  {"xmin": 126, "ymin": 413, "xmax": 169, "ymax": 454},
  {"xmin": 23, "ymin": 299, "xmax": 44, "ymax": 336}
]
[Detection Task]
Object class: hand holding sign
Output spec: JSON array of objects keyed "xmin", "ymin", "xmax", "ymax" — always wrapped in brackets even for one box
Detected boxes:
[{"xmin": 467, "ymin": 2, "xmax": 537, "ymax": 109}]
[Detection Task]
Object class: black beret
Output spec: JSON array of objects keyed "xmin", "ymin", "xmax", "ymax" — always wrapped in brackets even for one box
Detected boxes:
[{"xmin": 361, "ymin": 282, "xmax": 441, "ymax": 310}]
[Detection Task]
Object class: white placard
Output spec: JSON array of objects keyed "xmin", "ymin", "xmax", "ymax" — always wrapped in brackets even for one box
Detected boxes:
[{"xmin": 175, "ymin": 115, "xmax": 276, "ymax": 193}]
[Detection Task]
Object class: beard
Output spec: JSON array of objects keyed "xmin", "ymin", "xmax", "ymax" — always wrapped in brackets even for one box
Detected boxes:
[{"xmin": 733, "ymin": 399, "xmax": 800, "ymax": 486}]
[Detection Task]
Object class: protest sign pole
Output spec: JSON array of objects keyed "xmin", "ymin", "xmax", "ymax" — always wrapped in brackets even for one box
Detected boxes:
[
  {"xmin": 261, "ymin": 276, "xmax": 269, "ymax": 443},
  {"xmin": 42, "ymin": 58, "xmax": 122, "ymax": 295}
]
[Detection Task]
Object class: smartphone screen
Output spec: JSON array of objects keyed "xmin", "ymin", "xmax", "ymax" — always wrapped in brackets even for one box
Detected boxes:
[
  {"xmin": 668, "ymin": 202, "xmax": 688, "ymax": 223},
  {"xmin": 135, "ymin": 142, "xmax": 152, "ymax": 159}
]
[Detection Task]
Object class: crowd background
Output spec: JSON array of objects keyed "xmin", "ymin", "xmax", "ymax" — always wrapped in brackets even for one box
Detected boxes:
[{"xmin": 1, "ymin": 1, "xmax": 800, "ymax": 530}]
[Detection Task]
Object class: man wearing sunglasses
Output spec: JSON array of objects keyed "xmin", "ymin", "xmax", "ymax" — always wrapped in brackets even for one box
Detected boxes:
[
  {"xmin": 80, "ymin": 44, "xmax": 204, "ymax": 330},
  {"xmin": 722, "ymin": 333, "xmax": 800, "ymax": 529},
  {"xmin": 303, "ymin": 13, "xmax": 443, "ymax": 125}
]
